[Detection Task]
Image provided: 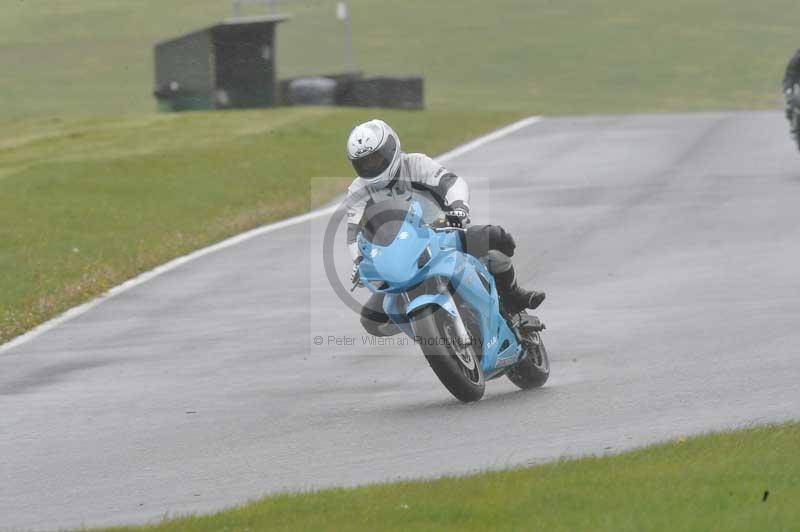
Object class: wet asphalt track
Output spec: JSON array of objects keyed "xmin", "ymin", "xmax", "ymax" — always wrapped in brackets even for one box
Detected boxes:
[{"xmin": 2, "ymin": 112, "xmax": 800, "ymax": 531}]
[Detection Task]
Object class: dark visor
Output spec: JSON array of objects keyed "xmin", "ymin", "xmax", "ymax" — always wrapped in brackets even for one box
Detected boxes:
[{"xmin": 352, "ymin": 136, "xmax": 397, "ymax": 178}]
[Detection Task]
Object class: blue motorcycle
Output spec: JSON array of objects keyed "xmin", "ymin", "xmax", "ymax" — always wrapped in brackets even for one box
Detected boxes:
[{"xmin": 356, "ymin": 198, "xmax": 549, "ymax": 402}]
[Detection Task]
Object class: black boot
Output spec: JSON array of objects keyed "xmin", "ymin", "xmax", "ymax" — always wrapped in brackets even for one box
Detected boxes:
[{"xmin": 494, "ymin": 266, "xmax": 546, "ymax": 315}]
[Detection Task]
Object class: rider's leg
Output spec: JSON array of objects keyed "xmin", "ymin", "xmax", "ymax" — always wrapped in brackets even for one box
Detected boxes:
[
  {"xmin": 360, "ymin": 292, "xmax": 401, "ymax": 337},
  {"xmin": 463, "ymin": 225, "xmax": 546, "ymax": 314},
  {"xmin": 484, "ymin": 250, "xmax": 546, "ymax": 314}
]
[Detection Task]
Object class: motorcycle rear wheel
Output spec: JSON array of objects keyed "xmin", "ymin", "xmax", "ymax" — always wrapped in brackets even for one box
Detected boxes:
[
  {"xmin": 411, "ymin": 306, "xmax": 485, "ymax": 403},
  {"xmin": 506, "ymin": 329, "xmax": 550, "ymax": 390}
]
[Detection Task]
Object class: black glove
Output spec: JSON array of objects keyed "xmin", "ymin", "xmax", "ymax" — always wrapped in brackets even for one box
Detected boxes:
[{"xmin": 444, "ymin": 208, "xmax": 470, "ymax": 228}]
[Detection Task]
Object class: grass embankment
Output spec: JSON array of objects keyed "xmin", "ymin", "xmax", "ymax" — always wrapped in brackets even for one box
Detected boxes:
[
  {"xmin": 0, "ymin": 108, "xmax": 521, "ymax": 344},
  {"xmin": 2, "ymin": 0, "xmax": 798, "ymax": 119},
  {"xmin": 95, "ymin": 423, "xmax": 800, "ymax": 532}
]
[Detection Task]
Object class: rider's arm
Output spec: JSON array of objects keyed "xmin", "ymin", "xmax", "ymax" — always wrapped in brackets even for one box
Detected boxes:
[
  {"xmin": 406, "ymin": 153, "xmax": 470, "ymax": 214},
  {"xmin": 784, "ymin": 49, "xmax": 800, "ymax": 92},
  {"xmin": 345, "ymin": 179, "xmax": 367, "ymax": 261},
  {"xmin": 346, "ymin": 223, "xmax": 361, "ymax": 261}
]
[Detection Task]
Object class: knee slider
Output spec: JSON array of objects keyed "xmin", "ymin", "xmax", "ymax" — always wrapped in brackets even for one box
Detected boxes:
[
  {"xmin": 483, "ymin": 250, "xmax": 513, "ymax": 274},
  {"xmin": 487, "ymin": 225, "xmax": 516, "ymax": 257}
]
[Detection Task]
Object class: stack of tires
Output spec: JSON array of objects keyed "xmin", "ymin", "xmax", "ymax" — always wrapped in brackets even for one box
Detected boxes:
[{"xmin": 281, "ymin": 73, "xmax": 424, "ymax": 109}]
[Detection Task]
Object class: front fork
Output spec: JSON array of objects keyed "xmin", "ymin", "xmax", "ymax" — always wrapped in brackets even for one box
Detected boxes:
[{"xmin": 449, "ymin": 301, "xmax": 473, "ymax": 348}]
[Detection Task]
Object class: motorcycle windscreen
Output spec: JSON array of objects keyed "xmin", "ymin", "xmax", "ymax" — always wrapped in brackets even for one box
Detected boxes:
[{"xmin": 361, "ymin": 198, "xmax": 416, "ymax": 246}]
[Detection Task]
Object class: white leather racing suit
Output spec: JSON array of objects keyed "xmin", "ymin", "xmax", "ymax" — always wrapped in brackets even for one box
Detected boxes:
[{"xmin": 344, "ymin": 152, "xmax": 469, "ymax": 260}]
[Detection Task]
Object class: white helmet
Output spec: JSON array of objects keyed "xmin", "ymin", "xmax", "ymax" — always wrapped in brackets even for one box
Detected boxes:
[{"xmin": 346, "ymin": 119, "xmax": 401, "ymax": 188}]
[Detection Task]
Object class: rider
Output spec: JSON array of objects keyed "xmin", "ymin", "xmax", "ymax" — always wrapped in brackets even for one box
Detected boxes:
[
  {"xmin": 783, "ymin": 48, "xmax": 800, "ymax": 137},
  {"xmin": 345, "ymin": 119, "xmax": 546, "ymax": 337}
]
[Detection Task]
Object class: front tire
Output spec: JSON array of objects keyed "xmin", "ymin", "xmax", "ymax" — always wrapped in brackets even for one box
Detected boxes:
[
  {"xmin": 411, "ymin": 307, "xmax": 485, "ymax": 403},
  {"xmin": 506, "ymin": 329, "xmax": 550, "ymax": 390}
]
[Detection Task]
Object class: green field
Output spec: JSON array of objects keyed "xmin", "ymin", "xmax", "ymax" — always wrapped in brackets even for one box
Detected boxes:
[
  {"xmin": 1, "ymin": 0, "xmax": 797, "ymax": 119},
  {"xmin": 92, "ymin": 423, "xmax": 800, "ymax": 532},
  {"xmin": 2, "ymin": 0, "xmax": 798, "ymax": 339}
]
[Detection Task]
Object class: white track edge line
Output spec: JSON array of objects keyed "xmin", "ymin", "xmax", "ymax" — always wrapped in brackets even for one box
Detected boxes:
[
  {"xmin": 437, "ymin": 116, "xmax": 541, "ymax": 163},
  {"xmin": 0, "ymin": 115, "xmax": 541, "ymax": 355}
]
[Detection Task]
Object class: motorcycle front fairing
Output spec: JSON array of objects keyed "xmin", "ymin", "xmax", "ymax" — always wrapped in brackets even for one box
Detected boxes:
[
  {"xmin": 357, "ymin": 202, "xmax": 523, "ymax": 377},
  {"xmin": 357, "ymin": 202, "xmax": 432, "ymax": 294},
  {"xmin": 406, "ymin": 240, "xmax": 522, "ymax": 377}
]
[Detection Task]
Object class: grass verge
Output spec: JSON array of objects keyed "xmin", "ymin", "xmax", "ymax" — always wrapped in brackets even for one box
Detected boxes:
[
  {"xmin": 2, "ymin": 0, "xmax": 799, "ymax": 119},
  {"xmin": 0, "ymin": 107, "xmax": 522, "ymax": 344},
  {"xmin": 95, "ymin": 423, "xmax": 800, "ymax": 532}
]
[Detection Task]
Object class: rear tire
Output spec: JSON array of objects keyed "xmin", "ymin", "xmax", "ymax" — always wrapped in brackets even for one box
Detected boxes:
[
  {"xmin": 411, "ymin": 306, "xmax": 485, "ymax": 403},
  {"xmin": 506, "ymin": 329, "xmax": 550, "ymax": 390}
]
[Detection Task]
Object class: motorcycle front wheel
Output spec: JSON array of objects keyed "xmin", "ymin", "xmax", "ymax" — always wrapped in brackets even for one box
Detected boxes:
[{"xmin": 411, "ymin": 306, "xmax": 485, "ymax": 403}]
